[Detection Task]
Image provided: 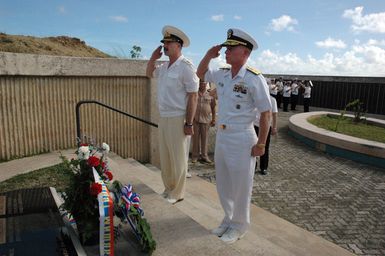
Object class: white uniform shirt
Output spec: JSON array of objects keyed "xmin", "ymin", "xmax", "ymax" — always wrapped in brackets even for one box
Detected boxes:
[
  {"xmin": 153, "ymin": 55, "xmax": 199, "ymax": 117},
  {"xmin": 269, "ymin": 83, "xmax": 278, "ymax": 95},
  {"xmin": 291, "ymin": 82, "xmax": 299, "ymax": 95},
  {"xmin": 254, "ymin": 96, "xmax": 278, "ymax": 127},
  {"xmin": 304, "ymin": 86, "xmax": 311, "ymax": 98},
  {"xmin": 283, "ymin": 84, "xmax": 291, "ymax": 97},
  {"xmin": 204, "ymin": 64, "xmax": 271, "ymax": 125},
  {"xmin": 276, "ymin": 81, "xmax": 283, "ymax": 94}
]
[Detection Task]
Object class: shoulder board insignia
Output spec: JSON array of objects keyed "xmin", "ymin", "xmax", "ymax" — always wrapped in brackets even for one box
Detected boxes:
[
  {"xmin": 182, "ymin": 58, "xmax": 193, "ymax": 66},
  {"xmin": 246, "ymin": 66, "xmax": 261, "ymax": 75}
]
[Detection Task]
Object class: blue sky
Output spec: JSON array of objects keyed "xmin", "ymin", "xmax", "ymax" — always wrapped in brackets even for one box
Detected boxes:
[{"xmin": 1, "ymin": 0, "xmax": 384, "ymax": 76}]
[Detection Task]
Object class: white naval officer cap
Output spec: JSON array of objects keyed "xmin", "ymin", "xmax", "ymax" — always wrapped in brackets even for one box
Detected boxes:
[
  {"xmin": 221, "ymin": 28, "xmax": 258, "ymax": 51},
  {"xmin": 161, "ymin": 25, "xmax": 190, "ymax": 47}
]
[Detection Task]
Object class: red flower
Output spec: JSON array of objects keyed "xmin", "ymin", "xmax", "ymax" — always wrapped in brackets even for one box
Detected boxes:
[
  {"xmin": 104, "ymin": 171, "xmax": 113, "ymax": 180},
  {"xmin": 88, "ymin": 156, "xmax": 100, "ymax": 167},
  {"xmin": 90, "ymin": 183, "xmax": 102, "ymax": 196},
  {"xmin": 80, "ymin": 143, "xmax": 88, "ymax": 146}
]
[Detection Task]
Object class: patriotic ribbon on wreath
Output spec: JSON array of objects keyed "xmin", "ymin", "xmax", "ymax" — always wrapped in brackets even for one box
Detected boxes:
[
  {"xmin": 92, "ymin": 168, "xmax": 114, "ymax": 256},
  {"xmin": 121, "ymin": 185, "xmax": 144, "ymax": 216}
]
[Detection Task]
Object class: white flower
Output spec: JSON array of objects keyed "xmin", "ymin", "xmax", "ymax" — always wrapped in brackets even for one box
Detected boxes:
[
  {"xmin": 102, "ymin": 142, "xmax": 110, "ymax": 153},
  {"xmin": 78, "ymin": 146, "xmax": 90, "ymax": 160}
]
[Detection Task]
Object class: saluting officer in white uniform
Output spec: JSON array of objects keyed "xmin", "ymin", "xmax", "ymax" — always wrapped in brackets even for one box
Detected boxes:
[
  {"xmin": 146, "ymin": 25, "xmax": 199, "ymax": 204},
  {"xmin": 197, "ymin": 28, "xmax": 272, "ymax": 244}
]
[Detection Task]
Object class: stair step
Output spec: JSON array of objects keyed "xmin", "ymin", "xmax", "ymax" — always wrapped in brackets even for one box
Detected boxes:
[
  {"xmin": 107, "ymin": 154, "xmax": 240, "ymax": 255},
  {"xmin": 109, "ymin": 154, "xmax": 354, "ymax": 256},
  {"xmin": 1, "ymin": 152, "xmax": 355, "ymax": 255}
]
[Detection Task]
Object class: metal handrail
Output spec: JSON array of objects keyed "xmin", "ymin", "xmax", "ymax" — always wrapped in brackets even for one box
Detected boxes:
[{"xmin": 76, "ymin": 100, "xmax": 158, "ymax": 145}]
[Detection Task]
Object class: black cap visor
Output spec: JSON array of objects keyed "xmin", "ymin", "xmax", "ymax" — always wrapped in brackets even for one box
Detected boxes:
[{"xmin": 160, "ymin": 34, "xmax": 183, "ymax": 46}]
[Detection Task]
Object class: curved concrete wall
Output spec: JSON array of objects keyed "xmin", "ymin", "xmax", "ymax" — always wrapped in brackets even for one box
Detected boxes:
[{"xmin": 288, "ymin": 111, "xmax": 385, "ymax": 168}]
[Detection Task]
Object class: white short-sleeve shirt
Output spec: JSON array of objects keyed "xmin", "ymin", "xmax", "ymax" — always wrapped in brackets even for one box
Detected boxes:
[
  {"xmin": 283, "ymin": 84, "xmax": 291, "ymax": 97},
  {"xmin": 254, "ymin": 96, "xmax": 278, "ymax": 127},
  {"xmin": 304, "ymin": 86, "xmax": 311, "ymax": 98},
  {"xmin": 291, "ymin": 83, "xmax": 299, "ymax": 95},
  {"xmin": 270, "ymin": 83, "xmax": 278, "ymax": 95},
  {"xmin": 153, "ymin": 55, "xmax": 199, "ymax": 117},
  {"xmin": 204, "ymin": 64, "xmax": 271, "ymax": 125}
]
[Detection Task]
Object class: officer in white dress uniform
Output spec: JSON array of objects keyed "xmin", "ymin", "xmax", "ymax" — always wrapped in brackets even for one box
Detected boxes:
[
  {"xmin": 146, "ymin": 25, "xmax": 199, "ymax": 204},
  {"xmin": 197, "ymin": 28, "xmax": 272, "ymax": 244}
]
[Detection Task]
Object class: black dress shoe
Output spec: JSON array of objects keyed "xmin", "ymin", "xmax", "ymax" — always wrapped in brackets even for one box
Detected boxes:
[{"xmin": 261, "ymin": 169, "xmax": 268, "ymax": 175}]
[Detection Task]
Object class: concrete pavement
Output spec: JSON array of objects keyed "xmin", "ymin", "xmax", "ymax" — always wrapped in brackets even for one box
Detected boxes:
[
  {"xmin": 1, "ymin": 108, "xmax": 384, "ymax": 255},
  {"xmin": 191, "ymin": 109, "xmax": 385, "ymax": 256}
]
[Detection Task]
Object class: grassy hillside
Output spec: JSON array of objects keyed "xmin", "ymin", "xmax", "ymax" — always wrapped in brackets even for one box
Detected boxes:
[{"xmin": 0, "ymin": 32, "xmax": 112, "ymax": 58}]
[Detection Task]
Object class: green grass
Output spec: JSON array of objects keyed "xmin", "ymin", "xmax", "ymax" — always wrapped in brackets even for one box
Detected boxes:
[
  {"xmin": 0, "ymin": 163, "xmax": 73, "ymax": 194},
  {"xmin": 308, "ymin": 115, "xmax": 385, "ymax": 143}
]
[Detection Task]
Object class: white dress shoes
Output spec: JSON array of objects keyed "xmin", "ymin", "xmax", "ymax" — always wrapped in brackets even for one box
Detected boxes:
[
  {"xmin": 167, "ymin": 198, "xmax": 184, "ymax": 204},
  {"xmin": 220, "ymin": 228, "xmax": 245, "ymax": 244},
  {"xmin": 211, "ymin": 226, "xmax": 228, "ymax": 237}
]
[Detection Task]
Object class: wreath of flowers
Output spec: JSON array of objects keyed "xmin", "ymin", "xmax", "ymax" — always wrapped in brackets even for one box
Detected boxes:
[{"xmin": 61, "ymin": 141, "xmax": 156, "ymax": 254}]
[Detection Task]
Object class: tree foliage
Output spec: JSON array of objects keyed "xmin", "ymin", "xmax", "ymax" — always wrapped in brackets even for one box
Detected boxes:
[{"xmin": 130, "ymin": 45, "xmax": 142, "ymax": 59}]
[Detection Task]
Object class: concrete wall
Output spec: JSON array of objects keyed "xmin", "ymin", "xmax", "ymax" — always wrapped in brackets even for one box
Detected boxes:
[
  {"xmin": 0, "ymin": 52, "xmax": 160, "ymax": 167},
  {"xmin": 2, "ymin": 52, "xmax": 383, "ymax": 165},
  {"xmin": 288, "ymin": 111, "xmax": 385, "ymax": 168}
]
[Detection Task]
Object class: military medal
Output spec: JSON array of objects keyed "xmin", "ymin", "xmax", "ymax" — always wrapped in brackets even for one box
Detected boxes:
[{"xmin": 233, "ymin": 81, "xmax": 248, "ymax": 94}]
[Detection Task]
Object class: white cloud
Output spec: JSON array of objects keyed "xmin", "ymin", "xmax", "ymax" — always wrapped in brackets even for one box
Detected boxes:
[
  {"xmin": 211, "ymin": 14, "xmax": 224, "ymax": 22},
  {"xmin": 251, "ymin": 40, "xmax": 385, "ymax": 76},
  {"xmin": 209, "ymin": 54, "xmax": 228, "ymax": 70},
  {"xmin": 343, "ymin": 6, "xmax": 385, "ymax": 33},
  {"xmin": 58, "ymin": 6, "xmax": 66, "ymax": 14},
  {"xmin": 366, "ymin": 39, "xmax": 385, "ymax": 46},
  {"xmin": 351, "ymin": 43, "xmax": 385, "ymax": 64},
  {"xmin": 269, "ymin": 15, "xmax": 298, "ymax": 32},
  {"xmin": 110, "ymin": 16, "xmax": 128, "ymax": 23},
  {"xmin": 316, "ymin": 37, "xmax": 346, "ymax": 49},
  {"xmin": 233, "ymin": 15, "xmax": 242, "ymax": 20}
]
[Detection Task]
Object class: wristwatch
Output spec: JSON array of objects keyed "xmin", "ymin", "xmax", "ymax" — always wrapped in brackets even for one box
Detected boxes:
[
  {"xmin": 184, "ymin": 123, "xmax": 193, "ymax": 127},
  {"xmin": 256, "ymin": 143, "xmax": 265, "ymax": 149}
]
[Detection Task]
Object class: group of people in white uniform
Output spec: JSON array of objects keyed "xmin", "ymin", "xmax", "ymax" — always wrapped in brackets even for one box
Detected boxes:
[
  {"xmin": 147, "ymin": 25, "xmax": 282, "ymax": 244},
  {"xmin": 269, "ymin": 77, "xmax": 312, "ymax": 112}
]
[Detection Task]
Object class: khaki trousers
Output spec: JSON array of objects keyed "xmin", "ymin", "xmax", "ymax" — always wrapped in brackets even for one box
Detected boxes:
[
  {"xmin": 158, "ymin": 116, "xmax": 188, "ymax": 200},
  {"xmin": 191, "ymin": 121, "xmax": 210, "ymax": 160}
]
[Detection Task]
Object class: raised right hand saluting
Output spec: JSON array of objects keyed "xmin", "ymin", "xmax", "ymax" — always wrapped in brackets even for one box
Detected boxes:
[
  {"xmin": 207, "ymin": 45, "xmax": 222, "ymax": 59},
  {"xmin": 150, "ymin": 45, "xmax": 163, "ymax": 60}
]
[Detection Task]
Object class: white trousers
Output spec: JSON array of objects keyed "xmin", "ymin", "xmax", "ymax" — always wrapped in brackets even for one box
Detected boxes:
[
  {"xmin": 215, "ymin": 126, "xmax": 257, "ymax": 233},
  {"xmin": 158, "ymin": 116, "xmax": 188, "ymax": 200}
]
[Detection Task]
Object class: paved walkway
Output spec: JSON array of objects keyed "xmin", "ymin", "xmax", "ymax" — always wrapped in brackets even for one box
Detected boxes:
[
  {"xmin": 190, "ymin": 109, "xmax": 385, "ymax": 256},
  {"xmin": 1, "ymin": 150, "xmax": 355, "ymax": 255},
  {"xmin": 1, "ymin": 108, "xmax": 384, "ymax": 255}
]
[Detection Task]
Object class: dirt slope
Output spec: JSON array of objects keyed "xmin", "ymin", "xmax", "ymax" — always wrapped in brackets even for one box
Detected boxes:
[{"xmin": 0, "ymin": 33, "xmax": 111, "ymax": 58}]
